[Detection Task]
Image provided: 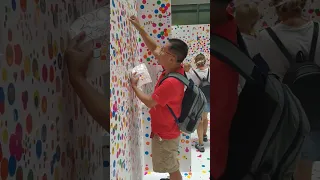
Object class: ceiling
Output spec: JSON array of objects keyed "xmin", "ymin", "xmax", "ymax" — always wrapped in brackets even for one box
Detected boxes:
[{"xmin": 171, "ymin": 0, "xmax": 210, "ymax": 5}]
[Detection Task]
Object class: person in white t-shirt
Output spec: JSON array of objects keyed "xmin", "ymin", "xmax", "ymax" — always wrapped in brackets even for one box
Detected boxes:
[
  {"xmin": 184, "ymin": 54, "xmax": 210, "ymax": 153},
  {"xmin": 257, "ymin": 0, "xmax": 320, "ymax": 179},
  {"xmin": 258, "ymin": 0, "xmax": 320, "ymax": 80},
  {"xmin": 234, "ymin": 1, "xmax": 261, "ymax": 94}
]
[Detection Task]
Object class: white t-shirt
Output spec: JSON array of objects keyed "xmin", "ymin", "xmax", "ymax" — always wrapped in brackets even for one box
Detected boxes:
[
  {"xmin": 186, "ymin": 68, "xmax": 210, "ymax": 87},
  {"xmin": 238, "ymin": 33, "xmax": 259, "ymax": 94},
  {"xmin": 257, "ymin": 21, "xmax": 320, "ymax": 80},
  {"xmin": 241, "ymin": 33, "xmax": 260, "ymax": 58}
]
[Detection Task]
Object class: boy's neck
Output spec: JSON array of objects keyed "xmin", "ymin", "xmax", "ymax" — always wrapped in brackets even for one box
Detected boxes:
[
  {"xmin": 281, "ymin": 17, "xmax": 308, "ymax": 27},
  {"xmin": 239, "ymin": 27, "xmax": 256, "ymax": 37},
  {"xmin": 165, "ymin": 64, "xmax": 181, "ymax": 74},
  {"xmin": 197, "ymin": 66, "xmax": 206, "ymax": 70}
]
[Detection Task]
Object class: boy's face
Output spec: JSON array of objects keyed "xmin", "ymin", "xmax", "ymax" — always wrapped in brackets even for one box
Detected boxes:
[{"xmin": 157, "ymin": 43, "xmax": 178, "ymax": 68}]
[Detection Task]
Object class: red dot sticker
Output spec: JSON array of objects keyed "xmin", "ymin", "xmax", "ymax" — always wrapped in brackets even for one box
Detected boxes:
[
  {"xmin": 42, "ymin": 65, "xmax": 48, "ymax": 82},
  {"xmin": 26, "ymin": 114, "xmax": 32, "ymax": 134}
]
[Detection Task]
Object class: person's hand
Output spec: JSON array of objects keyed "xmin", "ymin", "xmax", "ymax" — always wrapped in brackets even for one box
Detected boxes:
[
  {"xmin": 130, "ymin": 72, "xmax": 139, "ymax": 87},
  {"xmin": 64, "ymin": 31, "xmax": 93, "ymax": 79},
  {"xmin": 129, "ymin": 15, "xmax": 141, "ymax": 29},
  {"xmin": 184, "ymin": 63, "xmax": 192, "ymax": 72}
]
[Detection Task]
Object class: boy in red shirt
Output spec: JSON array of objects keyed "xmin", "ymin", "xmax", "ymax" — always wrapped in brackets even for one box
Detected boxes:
[
  {"xmin": 211, "ymin": 0, "xmax": 239, "ymax": 179},
  {"xmin": 129, "ymin": 16, "xmax": 188, "ymax": 180}
]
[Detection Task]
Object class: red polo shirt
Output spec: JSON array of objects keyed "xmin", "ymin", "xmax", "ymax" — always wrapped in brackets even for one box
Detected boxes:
[
  {"xmin": 150, "ymin": 66, "xmax": 185, "ymax": 139},
  {"xmin": 211, "ymin": 14, "xmax": 239, "ymax": 179}
]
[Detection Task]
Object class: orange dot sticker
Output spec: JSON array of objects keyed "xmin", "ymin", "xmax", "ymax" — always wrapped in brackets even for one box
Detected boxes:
[
  {"xmin": 0, "ymin": 158, "xmax": 8, "ymax": 179},
  {"xmin": 41, "ymin": 96, "xmax": 47, "ymax": 113},
  {"xmin": 6, "ymin": 44, "xmax": 13, "ymax": 66}
]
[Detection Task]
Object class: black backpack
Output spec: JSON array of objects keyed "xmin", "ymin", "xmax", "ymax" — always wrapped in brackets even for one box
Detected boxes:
[
  {"xmin": 159, "ymin": 72, "xmax": 207, "ymax": 134},
  {"xmin": 192, "ymin": 69, "xmax": 210, "ymax": 102},
  {"xmin": 266, "ymin": 22, "xmax": 320, "ymax": 131},
  {"xmin": 211, "ymin": 31, "xmax": 310, "ymax": 180}
]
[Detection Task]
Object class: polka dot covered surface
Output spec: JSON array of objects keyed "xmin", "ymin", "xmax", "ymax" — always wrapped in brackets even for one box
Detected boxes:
[
  {"xmin": 1, "ymin": 0, "xmax": 108, "ymax": 180},
  {"xmin": 171, "ymin": 25, "xmax": 210, "ymax": 68},
  {"xmin": 110, "ymin": 0, "xmax": 143, "ymax": 179}
]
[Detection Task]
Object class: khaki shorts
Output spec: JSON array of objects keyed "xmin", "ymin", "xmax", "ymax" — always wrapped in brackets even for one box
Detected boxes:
[{"xmin": 152, "ymin": 135, "xmax": 180, "ymax": 173}]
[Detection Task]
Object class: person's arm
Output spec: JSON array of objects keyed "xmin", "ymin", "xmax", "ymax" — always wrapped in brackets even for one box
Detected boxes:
[
  {"xmin": 132, "ymin": 86, "xmax": 157, "ymax": 108},
  {"xmin": 134, "ymin": 25, "xmax": 161, "ymax": 58},
  {"xmin": 132, "ymin": 78, "xmax": 183, "ymax": 109},
  {"xmin": 70, "ymin": 75, "xmax": 109, "ymax": 132},
  {"xmin": 183, "ymin": 63, "xmax": 191, "ymax": 72}
]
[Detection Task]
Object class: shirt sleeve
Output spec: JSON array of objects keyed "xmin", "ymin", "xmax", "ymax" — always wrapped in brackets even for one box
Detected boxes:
[{"xmin": 151, "ymin": 78, "xmax": 183, "ymax": 107}]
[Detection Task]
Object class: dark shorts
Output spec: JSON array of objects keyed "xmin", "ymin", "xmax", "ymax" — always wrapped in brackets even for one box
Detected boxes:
[
  {"xmin": 301, "ymin": 131, "xmax": 320, "ymax": 161},
  {"xmin": 204, "ymin": 103, "xmax": 210, "ymax": 113}
]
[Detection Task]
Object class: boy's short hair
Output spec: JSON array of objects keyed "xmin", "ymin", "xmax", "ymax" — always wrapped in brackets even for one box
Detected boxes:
[{"xmin": 168, "ymin": 38, "xmax": 189, "ymax": 63}]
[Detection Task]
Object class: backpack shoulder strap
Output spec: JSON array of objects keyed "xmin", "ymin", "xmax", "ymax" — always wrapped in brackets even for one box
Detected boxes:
[
  {"xmin": 266, "ymin": 27, "xmax": 294, "ymax": 64},
  {"xmin": 159, "ymin": 72, "xmax": 190, "ymax": 86},
  {"xmin": 159, "ymin": 72, "xmax": 189, "ymax": 124},
  {"xmin": 192, "ymin": 69, "xmax": 202, "ymax": 81},
  {"xmin": 206, "ymin": 68, "xmax": 210, "ymax": 80},
  {"xmin": 237, "ymin": 28, "xmax": 250, "ymax": 57},
  {"xmin": 309, "ymin": 22, "xmax": 319, "ymax": 62}
]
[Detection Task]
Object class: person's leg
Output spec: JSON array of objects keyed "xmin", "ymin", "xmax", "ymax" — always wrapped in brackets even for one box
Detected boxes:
[
  {"xmin": 203, "ymin": 103, "xmax": 210, "ymax": 142},
  {"xmin": 151, "ymin": 135, "xmax": 163, "ymax": 172},
  {"xmin": 294, "ymin": 160, "xmax": 313, "ymax": 180},
  {"xmin": 294, "ymin": 131, "xmax": 320, "ymax": 180},
  {"xmin": 167, "ymin": 136, "xmax": 182, "ymax": 180},
  {"xmin": 196, "ymin": 119, "xmax": 205, "ymax": 152},
  {"xmin": 152, "ymin": 135, "xmax": 182, "ymax": 180}
]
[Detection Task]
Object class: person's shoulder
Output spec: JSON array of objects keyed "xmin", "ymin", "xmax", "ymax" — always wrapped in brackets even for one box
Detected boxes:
[{"xmin": 166, "ymin": 75, "xmax": 185, "ymax": 88}]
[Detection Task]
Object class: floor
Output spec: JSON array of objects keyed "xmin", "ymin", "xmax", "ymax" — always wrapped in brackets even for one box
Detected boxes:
[{"xmin": 144, "ymin": 116, "xmax": 211, "ymax": 180}]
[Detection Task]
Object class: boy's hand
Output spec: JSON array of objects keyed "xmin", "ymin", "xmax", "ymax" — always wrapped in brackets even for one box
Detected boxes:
[
  {"xmin": 129, "ymin": 15, "xmax": 141, "ymax": 29},
  {"xmin": 130, "ymin": 72, "xmax": 139, "ymax": 87},
  {"xmin": 64, "ymin": 31, "xmax": 93, "ymax": 78}
]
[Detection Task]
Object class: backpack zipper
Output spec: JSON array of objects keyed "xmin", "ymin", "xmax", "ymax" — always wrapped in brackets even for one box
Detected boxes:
[
  {"xmin": 272, "ymin": 86, "xmax": 303, "ymax": 179},
  {"xmin": 188, "ymin": 90, "xmax": 201, "ymax": 118},
  {"xmin": 194, "ymin": 90, "xmax": 206, "ymax": 120},
  {"xmin": 256, "ymin": 87, "xmax": 288, "ymax": 171}
]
